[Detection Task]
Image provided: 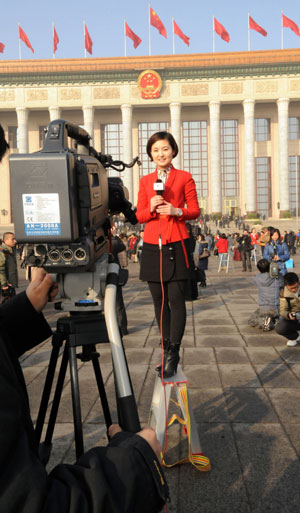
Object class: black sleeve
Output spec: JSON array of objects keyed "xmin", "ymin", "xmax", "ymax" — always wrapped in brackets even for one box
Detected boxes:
[
  {"xmin": 0, "ymin": 291, "xmax": 52, "ymax": 356},
  {"xmin": 46, "ymin": 432, "xmax": 169, "ymax": 513}
]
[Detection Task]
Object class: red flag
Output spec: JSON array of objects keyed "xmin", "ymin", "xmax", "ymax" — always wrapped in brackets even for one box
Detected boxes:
[
  {"xmin": 0, "ymin": 42, "xmax": 5, "ymax": 53},
  {"xmin": 213, "ymin": 17, "xmax": 230, "ymax": 43},
  {"xmin": 125, "ymin": 22, "xmax": 142, "ymax": 49},
  {"xmin": 53, "ymin": 25, "xmax": 59, "ymax": 54},
  {"xmin": 150, "ymin": 7, "xmax": 167, "ymax": 38},
  {"xmin": 282, "ymin": 13, "xmax": 300, "ymax": 36},
  {"xmin": 84, "ymin": 23, "xmax": 93, "ymax": 54},
  {"xmin": 173, "ymin": 20, "xmax": 190, "ymax": 46},
  {"xmin": 249, "ymin": 15, "xmax": 267, "ymax": 37},
  {"xmin": 19, "ymin": 25, "xmax": 34, "ymax": 53}
]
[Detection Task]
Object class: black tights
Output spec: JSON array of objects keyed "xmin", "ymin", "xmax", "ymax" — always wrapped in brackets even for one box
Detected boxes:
[{"xmin": 148, "ymin": 280, "xmax": 187, "ymax": 346}]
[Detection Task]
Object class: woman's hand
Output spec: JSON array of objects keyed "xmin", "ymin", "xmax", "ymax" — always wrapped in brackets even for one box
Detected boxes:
[
  {"xmin": 156, "ymin": 201, "xmax": 178, "ymax": 216},
  {"xmin": 150, "ymin": 195, "xmax": 164, "ymax": 213}
]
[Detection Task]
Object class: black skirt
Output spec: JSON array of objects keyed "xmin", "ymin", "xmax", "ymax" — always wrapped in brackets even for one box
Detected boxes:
[{"xmin": 139, "ymin": 240, "xmax": 191, "ymax": 282}]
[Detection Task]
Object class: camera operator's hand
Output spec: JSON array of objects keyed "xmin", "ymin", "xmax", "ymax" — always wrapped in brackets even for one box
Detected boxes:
[
  {"xmin": 137, "ymin": 427, "xmax": 162, "ymax": 459},
  {"xmin": 288, "ymin": 313, "xmax": 296, "ymax": 321},
  {"xmin": 109, "ymin": 424, "xmax": 162, "ymax": 459},
  {"xmin": 150, "ymin": 195, "xmax": 164, "ymax": 213},
  {"xmin": 26, "ymin": 268, "xmax": 58, "ymax": 313}
]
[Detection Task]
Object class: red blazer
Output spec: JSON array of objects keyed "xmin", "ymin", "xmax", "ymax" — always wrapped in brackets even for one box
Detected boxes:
[{"xmin": 136, "ymin": 167, "xmax": 200, "ymax": 245}]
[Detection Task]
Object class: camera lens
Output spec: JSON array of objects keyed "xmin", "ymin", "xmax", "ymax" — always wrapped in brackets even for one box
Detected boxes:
[
  {"xmin": 74, "ymin": 248, "xmax": 87, "ymax": 261},
  {"xmin": 62, "ymin": 249, "xmax": 73, "ymax": 261},
  {"xmin": 49, "ymin": 249, "xmax": 60, "ymax": 262}
]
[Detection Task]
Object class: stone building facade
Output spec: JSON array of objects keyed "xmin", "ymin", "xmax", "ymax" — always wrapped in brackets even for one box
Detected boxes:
[{"xmin": 1, "ymin": 49, "xmax": 300, "ymax": 224}]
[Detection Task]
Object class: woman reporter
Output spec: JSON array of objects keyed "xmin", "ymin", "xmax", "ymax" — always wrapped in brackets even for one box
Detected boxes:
[{"xmin": 136, "ymin": 132, "xmax": 200, "ymax": 377}]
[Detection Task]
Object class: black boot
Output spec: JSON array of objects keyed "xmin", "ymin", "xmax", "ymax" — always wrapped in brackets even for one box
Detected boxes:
[
  {"xmin": 158, "ymin": 344, "xmax": 180, "ymax": 378},
  {"xmin": 155, "ymin": 339, "xmax": 170, "ymax": 373}
]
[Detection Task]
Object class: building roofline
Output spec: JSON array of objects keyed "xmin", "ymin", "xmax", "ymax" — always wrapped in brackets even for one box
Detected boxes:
[{"xmin": 1, "ymin": 48, "xmax": 300, "ymax": 75}]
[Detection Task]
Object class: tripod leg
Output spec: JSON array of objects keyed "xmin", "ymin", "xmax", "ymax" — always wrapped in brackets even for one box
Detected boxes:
[
  {"xmin": 105, "ymin": 264, "xmax": 141, "ymax": 433},
  {"xmin": 35, "ymin": 332, "xmax": 63, "ymax": 444},
  {"xmin": 69, "ymin": 345, "xmax": 84, "ymax": 459},
  {"xmin": 91, "ymin": 350, "xmax": 112, "ymax": 431},
  {"xmin": 39, "ymin": 342, "xmax": 69, "ymax": 465}
]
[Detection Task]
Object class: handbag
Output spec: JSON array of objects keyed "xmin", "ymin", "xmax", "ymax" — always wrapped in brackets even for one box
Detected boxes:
[
  {"xmin": 199, "ymin": 248, "xmax": 210, "ymax": 259},
  {"xmin": 213, "ymin": 248, "xmax": 218, "ymax": 256}
]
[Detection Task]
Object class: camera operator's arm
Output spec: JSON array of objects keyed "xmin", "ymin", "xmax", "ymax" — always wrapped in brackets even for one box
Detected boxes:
[
  {"xmin": 46, "ymin": 428, "xmax": 168, "ymax": 513},
  {"xmin": 0, "ymin": 269, "xmax": 57, "ymax": 356}
]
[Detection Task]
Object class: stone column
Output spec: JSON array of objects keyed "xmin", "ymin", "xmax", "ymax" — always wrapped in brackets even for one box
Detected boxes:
[
  {"xmin": 83, "ymin": 105, "xmax": 94, "ymax": 143},
  {"xmin": 277, "ymin": 98, "xmax": 290, "ymax": 216},
  {"xmin": 209, "ymin": 101, "xmax": 222, "ymax": 215},
  {"xmin": 49, "ymin": 106, "xmax": 61, "ymax": 122},
  {"xmin": 243, "ymin": 99, "xmax": 256, "ymax": 214},
  {"xmin": 121, "ymin": 104, "xmax": 133, "ymax": 201},
  {"xmin": 16, "ymin": 107, "xmax": 29, "ymax": 153},
  {"xmin": 169, "ymin": 102, "xmax": 181, "ymax": 169}
]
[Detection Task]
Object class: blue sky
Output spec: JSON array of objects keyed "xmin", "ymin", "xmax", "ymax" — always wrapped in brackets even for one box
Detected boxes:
[{"xmin": 0, "ymin": 0, "xmax": 300, "ymax": 60}]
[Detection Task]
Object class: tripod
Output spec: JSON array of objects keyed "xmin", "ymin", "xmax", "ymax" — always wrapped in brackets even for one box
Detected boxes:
[{"xmin": 35, "ymin": 262, "xmax": 141, "ymax": 464}]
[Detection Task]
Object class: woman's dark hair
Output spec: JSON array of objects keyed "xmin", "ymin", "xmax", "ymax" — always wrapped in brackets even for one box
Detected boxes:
[
  {"xmin": 198, "ymin": 233, "xmax": 205, "ymax": 241},
  {"xmin": 146, "ymin": 131, "xmax": 178, "ymax": 160},
  {"xmin": 257, "ymin": 259, "xmax": 270, "ymax": 273},
  {"xmin": 220, "ymin": 233, "xmax": 227, "ymax": 239},
  {"xmin": 0, "ymin": 124, "xmax": 9, "ymax": 162},
  {"xmin": 284, "ymin": 272, "xmax": 299, "ymax": 286}
]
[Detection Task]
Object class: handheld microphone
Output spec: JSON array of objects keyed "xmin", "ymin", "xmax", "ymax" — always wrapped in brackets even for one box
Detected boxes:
[{"xmin": 153, "ymin": 179, "xmax": 165, "ymax": 196}]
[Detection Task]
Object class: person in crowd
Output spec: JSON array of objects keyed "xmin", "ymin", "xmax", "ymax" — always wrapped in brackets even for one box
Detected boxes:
[
  {"xmin": 248, "ymin": 259, "xmax": 279, "ymax": 331},
  {"xmin": 237, "ymin": 229, "xmax": 253, "ymax": 272},
  {"xmin": 111, "ymin": 224, "xmax": 128, "ymax": 336},
  {"xmin": 136, "ymin": 131, "xmax": 200, "ymax": 378},
  {"xmin": 136, "ymin": 230, "xmax": 144, "ymax": 263},
  {"xmin": 118, "ymin": 233, "xmax": 128, "ymax": 268},
  {"xmin": 185, "ymin": 223, "xmax": 198, "ymax": 301},
  {"xmin": 194, "ymin": 233, "xmax": 210, "ymax": 288},
  {"xmin": 205, "ymin": 232, "xmax": 213, "ymax": 251},
  {"xmin": 286, "ymin": 230, "xmax": 296, "ymax": 255},
  {"xmin": 127, "ymin": 233, "xmax": 138, "ymax": 262},
  {"xmin": 0, "ymin": 231, "xmax": 18, "ymax": 301},
  {"xmin": 275, "ymin": 272, "xmax": 300, "ymax": 347},
  {"xmin": 215, "ymin": 233, "xmax": 228, "ymax": 269},
  {"xmin": 258, "ymin": 226, "xmax": 272, "ymax": 257},
  {"xmin": 0, "ymin": 124, "xmax": 169, "ymax": 513},
  {"xmin": 263, "ymin": 228, "xmax": 290, "ymax": 287}
]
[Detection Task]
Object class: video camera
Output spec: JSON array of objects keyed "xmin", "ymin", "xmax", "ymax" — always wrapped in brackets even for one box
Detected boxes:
[{"xmin": 10, "ymin": 119, "xmax": 139, "ymax": 273}]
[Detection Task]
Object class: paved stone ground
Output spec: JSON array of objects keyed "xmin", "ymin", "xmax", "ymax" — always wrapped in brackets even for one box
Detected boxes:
[{"xmin": 15, "ymin": 249, "xmax": 300, "ymax": 513}]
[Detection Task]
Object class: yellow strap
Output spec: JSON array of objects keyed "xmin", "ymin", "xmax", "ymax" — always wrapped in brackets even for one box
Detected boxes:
[{"xmin": 162, "ymin": 383, "xmax": 211, "ymax": 472}]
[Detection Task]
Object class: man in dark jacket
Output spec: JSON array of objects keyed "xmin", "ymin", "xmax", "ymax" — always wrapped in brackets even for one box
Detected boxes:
[
  {"xmin": 237, "ymin": 229, "xmax": 253, "ymax": 272},
  {"xmin": 0, "ymin": 231, "xmax": 18, "ymax": 300},
  {"xmin": 0, "ymin": 125, "xmax": 168, "ymax": 513}
]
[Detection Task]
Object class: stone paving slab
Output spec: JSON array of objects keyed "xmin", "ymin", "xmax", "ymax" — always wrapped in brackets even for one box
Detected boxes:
[{"xmin": 16, "ymin": 250, "xmax": 300, "ymax": 513}]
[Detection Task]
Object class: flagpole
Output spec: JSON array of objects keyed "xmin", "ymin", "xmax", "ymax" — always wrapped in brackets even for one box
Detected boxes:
[
  {"xmin": 213, "ymin": 16, "xmax": 215, "ymax": 53},
  {"xmin": 83, "ymin": 21, "xmax": 87, "ymax": 58},
  {"xmin": 248, "ymin": 13, "xmax": 250, "ymax": 51},
  {"xmin": 124, "ymin": 19, "xmax": 127, "ymax": 57},
  {"xmin": 18, "ymin": 23, "xmax": 21, "ymax": 60},
  {"xmin": 52, "ymin": 22, "xmax": 55, "ymax": 59},
  {"xmin": 281, "ymin": 11, "xmax": 284, "ymax": 49},
  {"xmin": 148, "ymin": 4, "xmax": 151, "ymax": 56},
  {"xmin": 172, "ymin": 17, "xmax": 175, "ymax": 55}
]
